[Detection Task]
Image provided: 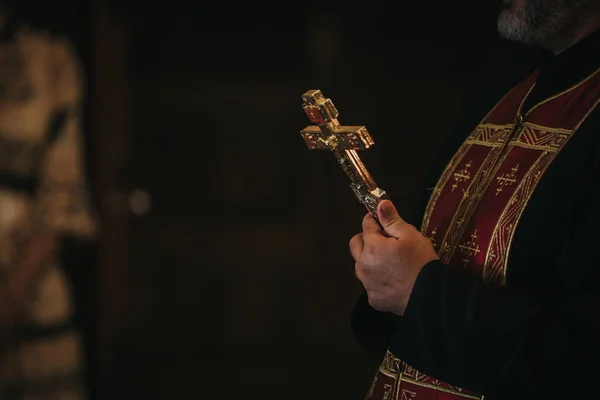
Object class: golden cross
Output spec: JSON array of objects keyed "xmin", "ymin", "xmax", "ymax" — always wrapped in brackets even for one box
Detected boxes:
[
  {"xmin": 495, "ymin": 164, "xmax": 519, "ymax": 195},
  {"xmin": 300, "ymin": 89, "xmax": 389, "ymax": 222},
  {"xmin": 458, "ymin": 229, "xmax": 481, "ymax": 268}
]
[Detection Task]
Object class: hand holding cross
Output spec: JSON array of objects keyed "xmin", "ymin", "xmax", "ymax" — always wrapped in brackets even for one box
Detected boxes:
[{"xmin": 300, "ymin": 90, "xmax": 438, "ymax": 316}]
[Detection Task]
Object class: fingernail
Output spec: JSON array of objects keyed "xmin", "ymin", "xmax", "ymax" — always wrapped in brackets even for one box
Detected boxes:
[{"xmin": 380, "ymin": 201, "xmax": 390, "ymax": 215}]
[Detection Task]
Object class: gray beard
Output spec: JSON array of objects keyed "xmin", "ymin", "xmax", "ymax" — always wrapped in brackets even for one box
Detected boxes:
[{"xmin": 497, "ymin": 0, "xmax": 593, "ymax": 50}]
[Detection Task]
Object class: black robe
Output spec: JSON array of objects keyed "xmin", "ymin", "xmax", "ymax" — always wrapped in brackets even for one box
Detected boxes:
[{"xmin": 351, "ymin": 29, "xmax": 600, "ymax": 400}]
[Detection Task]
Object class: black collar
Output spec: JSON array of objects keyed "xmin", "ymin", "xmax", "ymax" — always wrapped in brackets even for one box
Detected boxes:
[{"xmin": 523, "ymin": 28, "xmax": 600, "ymax": 113}]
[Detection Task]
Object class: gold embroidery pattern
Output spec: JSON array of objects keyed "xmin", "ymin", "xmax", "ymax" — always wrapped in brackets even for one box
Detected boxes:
[
  {"xmin": 458, "ymin": 229, "xmax": 481, "ymax": 267},
  {"xmin": 466, "ymin": 124, "xmax": 513, "ymax": 147},
  {"xmin": 420, "ymin": 94, "xmax": 519, "ymax": 236},
  {"xmin": 370, "ymin": 351, "xmax": 403, "ymax": 400},
  {"xmin": 483, "ymin": 123, "xmax": 578, "ymax": 284},
  {"xmin": 421, "ymin": 73, "xmax": 539, "ymax": 254},
  {"xmin": 399, "ymin": 70, "xmax": 600, "ymax": 400},
  {"xmin": 421, "ymin": 144, "xmax": 471, "ymax": 236},
  {"xmin": 374, "ymin": 353, "xmax": 484, "ymax": 399},
  {"xmin": 378, "ymin": 351, "xmax": 402, "ymax": 377},
  {"xmin": 401, "ymin": 363, "xmax": 483, "ymax": 399},
  {"xmin": 495, "ymin": 164, "xmax": 519, "ymax": 195},
  {"xmin": 426, "ymin": 226, "xmax": 438, "ymax": 249},
  {"xmin": 382, "ymin": 384, "xmax": 394, "ymax": 400},
  {"xmin": 399, "ymin": 377, "xmax": 483, "ymax": 399},
  {"xmin": 435, "ymin": 78, "xmax": 540, "ymax": 262},
  {"xmin": 399, "ymin": 389, "xmax": 417, "ymax": 400},
  {"xmin": 402, "ymin": 364, "xmax": 426, "ymax": 381},
  {"xmin": 513, "ymin": 123, "xmax": 571, "ymax": 152},
  {"xmin": 451, "ymin": 160, "xmax": 473, "ymax": 192},
  {"xmin": 422, "ymin": 126, "xmax": 513, "ymax": 241},
  {"xmin": 393, "ymin": 367, "xmax": 405, "ymax": 400},
  {"xmin": 485, "ymin": 149, "xmax": 566, "ymax": 284},
  {"xmin": 420, "ymin": 71, "xmax": 536, "ymax": 238},
  {"xmin": 438, "ymin": 141, "xmax": 510, "ymax": 263},
  {"xmin": 483, "ymin": 155, "xmax": 544, "ymax": 284}
]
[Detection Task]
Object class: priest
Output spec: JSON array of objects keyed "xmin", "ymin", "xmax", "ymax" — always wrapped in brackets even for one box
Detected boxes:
[{"xmin": 349, "ymin": 0, "xmax": 600, "ymax": 398}]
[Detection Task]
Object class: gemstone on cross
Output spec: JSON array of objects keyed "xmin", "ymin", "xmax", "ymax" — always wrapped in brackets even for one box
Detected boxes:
[{"xmin": 304, "ymin": 106, "xmax": 326, "ymax": 125}]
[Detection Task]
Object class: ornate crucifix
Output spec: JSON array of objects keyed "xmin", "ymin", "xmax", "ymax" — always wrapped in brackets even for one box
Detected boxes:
[{"xmin": 300, "ymin": 89, "xmax": 389, "ymax": 223}]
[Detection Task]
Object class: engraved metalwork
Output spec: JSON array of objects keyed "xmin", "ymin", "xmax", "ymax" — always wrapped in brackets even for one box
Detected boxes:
[{"xmin": 300, "ymin": 89, "xmax": 389, "ymax": 222}]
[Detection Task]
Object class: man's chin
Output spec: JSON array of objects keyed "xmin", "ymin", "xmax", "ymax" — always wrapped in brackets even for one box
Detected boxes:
[{"xmin": 497, "ymin": 12, "xmax": 528, "ymax": 42}]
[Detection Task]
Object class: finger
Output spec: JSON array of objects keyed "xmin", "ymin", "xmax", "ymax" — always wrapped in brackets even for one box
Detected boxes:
[
  {"xmin": 349, "ymin": 233, "xmax": 364, "ymax": 261},
  {"xmin": 362, "ymin": 212, "xmax": 384, "ymax": 237},
  {"xmin": 354, "ymin": 262, "xmax": 365, "ymax": 283},
  {"xmin": 377, "ymin": 200, "xmax": 407, "ymax": 238}
]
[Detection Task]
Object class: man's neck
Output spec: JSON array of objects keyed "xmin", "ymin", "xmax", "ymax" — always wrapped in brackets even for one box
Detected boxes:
[{"xmin": 553, "ymin": 20, "xmax": 600, "ymax": 55}]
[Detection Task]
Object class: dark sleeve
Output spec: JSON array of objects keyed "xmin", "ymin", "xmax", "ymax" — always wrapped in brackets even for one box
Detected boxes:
[
  {"xmin": 350, "ymin": 291, "xmax": 400, "ymax": 360},
  {"xmin": 349, "ymin": 120, "xmax": 469, "ymax": 360},
  {"xmin": 350, "ymin": 82, "xmax": 504, "ymax": 358},
  {"xmin": 391, "ymin": 173, "xmax": 600, "ymax": 398},
  {"xmin": 350, "ymin": 71, "xmax": 533, "ymax": 362}
]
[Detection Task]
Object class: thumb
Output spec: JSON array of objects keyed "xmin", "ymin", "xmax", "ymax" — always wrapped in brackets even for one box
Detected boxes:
[{"xmin": 377, "ymin": 200, "xmax": 405, "ymax": 237}]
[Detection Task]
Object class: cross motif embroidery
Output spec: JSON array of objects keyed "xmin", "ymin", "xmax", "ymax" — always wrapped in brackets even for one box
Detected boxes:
[
  {"xmin": 426, "ymin": 226, "xmax": 438, "ymax": 249},
  {"xmin": 383, "ymin": 384, "xmax": 394, "ymax": 400},
  {"xmin": 495, "ymin": 164, "xmax": 519, "ymax": 195},
  {"xmin": 400, "ymin": 390, "xmax": 417, "ymax": 400},
  {"xmin": 458, "ymin": 229, "xmax": 481, "ymax": 267},
  {"xmin": 451, "ymin": 160, "xmax": 473, "ymax": 192}
]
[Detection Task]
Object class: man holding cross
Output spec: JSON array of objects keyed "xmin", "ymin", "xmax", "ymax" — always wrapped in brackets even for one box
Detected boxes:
[{"xmin": 348, "ymin": 0, "xmax": 600, "ymax": 398}]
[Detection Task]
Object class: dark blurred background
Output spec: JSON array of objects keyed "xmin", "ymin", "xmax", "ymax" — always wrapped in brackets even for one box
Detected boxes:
[{"xmin": 16, "ymin": 0, "xmax": 542, "ymax": 398}]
